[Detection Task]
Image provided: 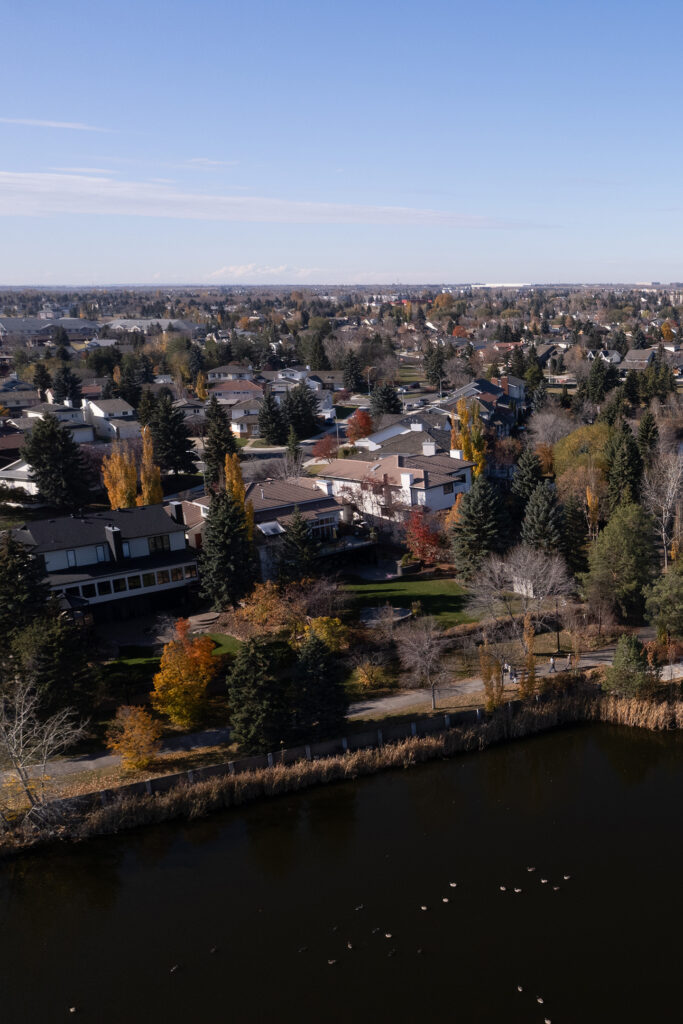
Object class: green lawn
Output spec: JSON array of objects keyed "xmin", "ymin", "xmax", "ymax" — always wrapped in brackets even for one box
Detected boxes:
[
  {"xmin": 345, "ymin": 578, "xmax": 474, "ymax": 629},
  {"xmin": 206, "ymin": 632, "xmax": 243, "ymax": 657},
  {"xmin": 334, "ymin": 405, "xmax": 356, "ymax": 418}
]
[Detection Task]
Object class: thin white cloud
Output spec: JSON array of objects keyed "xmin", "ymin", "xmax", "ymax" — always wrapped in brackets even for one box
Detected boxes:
[
  {"xmin": 51, "ymin": 166, "xmax": 119, "ymax": 174},
  {"xmin": 0, "ymin": 117, "xmax": 112, "ymax": 132},
  {"xmin": 208, "ymin": 264, "xmax": 324, "ymax": 281},
  {"xmin": 0, "ymin": 170, "xmax": 528, "ymax": 229},
  {"xmin": 186, "ymin": 157, "xmax": 238, "ymax": 168}
]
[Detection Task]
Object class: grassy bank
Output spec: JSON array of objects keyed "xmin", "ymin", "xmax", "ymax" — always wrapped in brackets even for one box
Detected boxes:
[{"xmin": 345, "ymin": 578, "xmax": 474, "ymax": 628}]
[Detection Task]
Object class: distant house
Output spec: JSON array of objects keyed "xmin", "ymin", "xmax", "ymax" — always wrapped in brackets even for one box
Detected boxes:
[
  {"xmin": 0, "ymin": 459, "xmax": 39, "ymax": 496},
  {"xmin": 208, "ymin": 380, "xmax": 263, "ymax": 405},
  {"xmin": 206, "ymin": 363, "xmax": 254, "ymax": 382},
  {"xmin": 622, "ymin": 348, "xmax": 657, "ymax": 371},
  {"xmin": 84, "ymin": 398, "xmax": 140, "ymax": 440},
  {"xmin": 11, "ymin": 506, "xmax": 198, "ymax": 619}
]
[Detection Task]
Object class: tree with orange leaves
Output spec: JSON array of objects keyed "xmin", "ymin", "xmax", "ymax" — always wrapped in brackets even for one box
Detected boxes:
[
  {"xmin": 106, "ymin": 705, "xmax": 162, "ymax": 772},
  {"xmin": 137, "ymin": 427, "xmax": 163, "ymax": 506},
  {"xmin": 151, "ymin": 619, "xmax": 218, "ymax": 728},
  {"xmin": 102, "ymin": 442, "xmax": 137, "ymax": 509},
  {"xmin": 346, "ymin": 409, "xmax": 373, "ymax": 443},
  {"xmin": 225, "ymin": 452, "xmax": 254, "ymax": 540}
]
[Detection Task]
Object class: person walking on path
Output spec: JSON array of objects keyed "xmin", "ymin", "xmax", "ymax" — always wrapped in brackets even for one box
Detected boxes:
[{"xmin": 549, "ymin": 656, "xmax": 556, "ymax": 673}]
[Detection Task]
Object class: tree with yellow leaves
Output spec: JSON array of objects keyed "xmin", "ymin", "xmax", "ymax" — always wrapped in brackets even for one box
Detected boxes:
[
  {"xmin": 444, "ymin": 492, "xmax": 464, "ymax": 531},
  {"xmin": 453, "ymin": 399, "xmax": 487, "ymax": 476},
  {"xmin": 102, "ymin": 442, "xmax": 137, "ymax": 509},
  {"xmin": 225, "ymin": 452, "xmax": 254, "ymax": 540},
  {"xmin": 195, "ymin": 371, "xmax": 208, "ymax": 400},
  {"xmin": 137, "ymin": 427, "xmax": 163, "ymax": 506},
  {"xmin": 106, "ymin": 705, "xmax": 162, "ymax": 772},
  {"xmin": 150, "ymin": 619, "xmax": 218, "ymax": 728}
]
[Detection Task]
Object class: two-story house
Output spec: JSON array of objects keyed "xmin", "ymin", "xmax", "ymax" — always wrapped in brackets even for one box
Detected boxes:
[
  {"xmin": 11, "ymin": 506, "xmax": 198, "ymax": 619},
  {"xmin": 207, "ymin": 363, "xmax": 254, "ymax": 382},
  {"xmin": 83, "ymin": 398, "xmax": 141, "ymax": 440}
]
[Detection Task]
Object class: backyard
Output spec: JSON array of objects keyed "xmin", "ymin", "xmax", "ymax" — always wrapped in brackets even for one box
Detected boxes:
[{"xmin": 344, "ymin": 577, "xmax": 474, "ymax": 629}]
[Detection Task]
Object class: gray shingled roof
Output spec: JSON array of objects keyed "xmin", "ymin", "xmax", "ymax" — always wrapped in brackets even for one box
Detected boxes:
[{"xmin": 13, "ymin": 506, "xmax": 185, "ymax": 553}]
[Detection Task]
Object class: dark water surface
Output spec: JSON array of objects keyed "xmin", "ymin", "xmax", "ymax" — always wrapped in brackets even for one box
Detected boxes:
[{"xmin": 1, "ymin": 725, "xmax": 681, "ymax": 1024}]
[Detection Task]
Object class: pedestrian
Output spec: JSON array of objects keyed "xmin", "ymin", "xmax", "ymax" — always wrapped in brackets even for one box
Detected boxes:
[
  {"xmin": 565, "ymin": 654, "xmax": 571, "ymax": 671},
  {"xmin": 549, "ymin": 656, "xmax": 556, "ymax": 673}
]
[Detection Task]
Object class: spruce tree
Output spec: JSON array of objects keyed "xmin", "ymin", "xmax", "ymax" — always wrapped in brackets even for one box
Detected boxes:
[
  {"xmin": 511, "ymin": 448, "xmax": 543, "ymax": 508},
  {"xmin": 636, "ymin": 410, "xmax": 659, "ymax": 462},
  {"xmin": 199, "ymin": 488, "xmax": 254, "ymax": 609},
  {"xmin": 13, "ymin": 601, "xmax": 92, "ymax": 713},
  {"xmin": 307, "ymin": 334, "xmax": 331, "ymax": 371},
  {"xmin": 623, "ymin": 369, "xmax": 640, "ymax": 406},
  {"xmin": 150, "ymin": 394, "xmax": 196, "ymax": 474},
  {"xmin": 282, "ymin": 382, "xmax": 319, "ymax": 439},
  {"xmin": 342, "ymin": 351, "xmax": 363, "ymax": 392},
  {"xmin": 21, "ymin": 413, "xmax": 90, "ymax": 508},
  {"xmin": 0, "ymin": 532, "xmax": 49, "ymax": 645},
  {"xmin": 52, "ymin": 364, "xmax": 82, "ymax": 406},
  {"xmin": 584, "ymin": 503, "xmax": 656, "ymax": 620},
  {"xmin": 521, "ymin": 482, "xmax": 565, "ymax": 554},
  {"xmin": 450, "ymin": 477, "xmax": 504, "ymax": 578},
  {"xmin": 510, "ymin": 347, "xmax": 526, "ymax": 379},
  {"xmin": 228, "ymin": 638, "xmax": 290, "ymax": 754},
  {"xmin": 278, "ymin": 505, "xmax": 318, "ymax": 583},
  {"xmin": 370, "ymin": 381, "xmax": 401, "ymax": 416},
  {"xmin": 424, "ymin": 343, "xmax": 445, "ymax": 388},
  {"xmin": 607, "ymin": 429, "xmax": 642, "ymax": 512},
  {"xmin": 137, "ymin": 389, "xmax": 157, "ymax": 427},
  {"xmin": 32, "ymin": 362, "xmax": 52, "ymax": 401},
  {"xmin": 204, "ymin": 395, "xmax": 237, "ymax": 487},
  {"xmin": 292, "ymin": 633, "xmax": 347, "ymax": 739},
  {"xmin": 561, "ymin": 494, "xmax": 588, "ymax": 575},
  {"xmin": 258, "ymin": 390, "xmax": 287, "ymax": 445}
]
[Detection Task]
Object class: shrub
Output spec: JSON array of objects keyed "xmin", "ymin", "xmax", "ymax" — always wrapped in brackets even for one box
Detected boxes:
[{"xmin": 106, "ymin": 706, "xmax": 162, "ymax": 772}]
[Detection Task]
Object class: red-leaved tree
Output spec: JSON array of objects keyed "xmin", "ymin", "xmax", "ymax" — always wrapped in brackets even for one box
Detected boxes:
[
  {"xmin": 312, "ymin": 435, "xmax": 339, "ymax": 462},
  {"xmin": 404, "ymin": 507, "xmax": 443, "ymax": 564},
  {"xmin": 347, "ymin": 409, "xmax": 373, "ymax": 443}
]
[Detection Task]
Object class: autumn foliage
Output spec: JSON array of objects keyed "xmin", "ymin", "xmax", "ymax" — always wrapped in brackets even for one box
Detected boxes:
[
  {"xmin": 151, "ymin": 619, "xmax": 219, "ymax": 728},
  {"xmin": 106, "ymin": 705, "xmax": 162, "ymax": 772},
  {"xmin": 346, "ymin": 409, "xmax": 373, "ymax": 443},
  {"xmin": 312, "ymin": 434, "xmax": 339, "ymax": 462},
  {"xmin": 137, "ymin": 427, "xmax": 163, "ymax": 506},
  {"xmin": 102, "ymin": 442, "xmax": 137, "ymax": 509},
  {"xmin": 404, "ymin": 507, "xmax": 443, "ymax": 564}
]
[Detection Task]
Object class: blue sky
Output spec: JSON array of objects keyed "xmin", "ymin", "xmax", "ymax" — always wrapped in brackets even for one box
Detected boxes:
[{"xmin": 1, "ymin": 0, "xmax": 682, "ymax": 285}]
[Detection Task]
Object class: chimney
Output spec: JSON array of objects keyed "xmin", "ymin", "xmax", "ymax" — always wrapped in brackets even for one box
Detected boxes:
[
  {"xmin": 410, "ymin": 421, "xmax": 422, "ymax": 431},
  {"xmin": 105, "ymin": 524, "xmax": 124, "ymax": 562},
  {"xmin": 450, "ymin": 448, "xmax": 464, "ymax": 460},
  {"xmin": 169, "ymin": 500, "xmax": 184, "ymax": 525},
  {"xmin": 422, "ymin": 441, "xmax": 437, "ymax": 457},
  {"xmin": 400, "ymin": 471, "xmax": 414, "ymax": 490}
]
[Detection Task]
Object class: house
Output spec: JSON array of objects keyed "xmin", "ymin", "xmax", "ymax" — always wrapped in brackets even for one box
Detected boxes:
[
  {"xmin": 208, "ymin": 380, "xmax": 263, "ymax": 405},
  {"xmin": 84, "ymin": 398, "xmax": 140, "ymax": 440},
  {"xmin": 0, "ymin": 459, "xmax": 39, "ymax": 496},
  {"xmin": 317, "ymin": 451, "xmax": 474, "ymax": 532},
  {"xmin": 206, "ymin": 363, "xmax": 254, "ymax": 382},
  {"xmin": 169, "ymin": 477, "xmax": 356, "ymax": 579},
  {"xmin": 11, "ymin": 506, "xmax": 198, "ymax": 619},
  {"xmin": 231, "ymin": 414, "xmax": 260, "ymax": 440},
  {"xmin": 0, "ymin": 389, "xmax": 41, "ymax": 415},
  {"xmin": 622, "ymin": 348, "xmax": 657, "ymax": 371}
]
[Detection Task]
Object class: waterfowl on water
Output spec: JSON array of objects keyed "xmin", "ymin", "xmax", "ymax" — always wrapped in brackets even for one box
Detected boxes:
[
  {"xmin": 449, "ymin": 882, "xmax": 457, "ymax": 887},
  {"xmin": 541, "ymin": 879, "xmax": 548, "ymax": 884},
  {"xmin": 420, "ymin": 905, "xmax": 428, "ymax": 911},
  {"xmin": 169, "ymin": 965, "xmax": 179, "ymax": 974},
  {"xmin": 328, "ymin": 959, "xmax": 336, "ymax": 966},
  {"xmin": 346, "ymin": 942, "xmax": 353, "ymax": 950},
  {"xmin": 499, "ymin": 885, "xmax": 507, "ymax": 891},
  {"xmin": 514, "ymin": 888, "xmax": 522, "ymax": 893},
  {"xmin": 516, "ymin": 985, "xmax": 523, "ymax": 993},
  {"xmin": 553, "ymin": 886, "xmax": 560, "ymax": 891},
  {"xmin": 563, "ymin": 874, "xmax": 571, "ymax": 880},
  {"xmin": 384, "ymin": 933, "xmax": 392, "ymax": 939},
  {"xmin": 442, "ymin": 897, "xmax": 449, "ymax": 903},
  {"xmin": 537, "ymin": 996, "xmax": 544, "ymax": 1004},
  {"xmin": 527, "ymin": 866, "xmax": 535, "ymax": 872}
]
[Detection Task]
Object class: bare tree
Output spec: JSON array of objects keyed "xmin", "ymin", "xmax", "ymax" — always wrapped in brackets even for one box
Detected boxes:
[
  {"xmin": 395, "ymin": 616, "xmax": 447, "ymax": 711},
  {"xmin": 0, "ymin": 678, "xmax": 86, "ymax": 830},
  {"xmin": 526, "ymin": 409, "xmax": 574, "ymax": 448},
  {"xmin": 473, "ymin": 545, "xmax": 574, "ymax": 645},
  {"xmin": 642, "ymin": 452, "xmax": 683, "ymax": 569}
]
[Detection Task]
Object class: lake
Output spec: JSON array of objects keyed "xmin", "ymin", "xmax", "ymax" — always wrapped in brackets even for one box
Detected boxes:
[{"xmin": 1, "ymin": 724, "xmax": 681, "ymax": 1023}]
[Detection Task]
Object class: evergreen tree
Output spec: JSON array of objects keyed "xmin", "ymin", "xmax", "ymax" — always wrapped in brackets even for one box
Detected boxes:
[
  {"xmin": 13, "ymin": 601, "xmax": 92, "ymax": 713},
  {"xmin": 424, "ymin": 343, "xmax": 445, "ymax": 389},
  {"xmin": 204, "ymin": 395, "xmax": 237, "ymax": 487},
  {"xmin": 0, "ymin": 532, "xmax": 49, "ymax": 645},
  {"xmin": 584, "ymin": 503, "xmax": 656, "ymax": 620},
  {"xmin": 307, "ymin": 333, "xmax": 330, "ymax": 371},
  {"xmin": 285, "ymin": 424, "xmax": 300, "ymax": 464},
  {"xmin": 623, "ymin": 369, "xmax": 640, "ymax": 405},
  {"xmin": 521, "ymin": 482, "xmax": 565, "ymax": 554},
  {"xmin": 636, "ymin": 410, "xmax": 659, "ymax": 462},
  {"xmin": 138, "ymin": 353, "xmax": 155, "ymax": 383},
  {"xmin": 450, "ymin": 477, "xmax": 504, "ymax": 578},
  {"xmin": 21, "ymin": 413, "xmax": 90, "ymax": 508},
  {"xmin": 603, "ymin": 635, "xmax": 652, "ymax": 696},
  {"xmin": 150, "ymin": 395, "xmax": 196, "ymax": 474},
  {"xmin": 645, "ymin": 561, "xmax": 683, "ymax": 639},
  {"xmin": 32, "ymin": 362, "xmax": 52, "ymax": 401},
  {"xmin": 598, "ymin": 387, "xmax": 627, "ymax": 426},
  {"xmin": 52, "ymin": 364, "xmax": 82, "ymax": 406},
  {"xmin": 531, "ymin": 379, "xmax": 547, "ymax": 409},
  {"xmin": 607, "ymin": 428, "xmax": 642, "ymax": 512},
  {"xmin": 278, "ymin": 505, "xmax": 319, "ymax": 583},
  {"xmin": 258, "ymin": 390, "xmax": 287, "ymax": 445},
  {"xmin": 115, "ymin": 361, "xmax": 142, "ymax": 408},
  {"xmin": 370, "ymin": 381, "xmax": 401, "ymax": 417},
  {"xmin": 188, "ymin": 344, "xmax": 204, "ymax": 380},
  {"xmin": 342, "ymin": 350, "xmax": 363, "ymax": 392},
  {"xmin": 510, "ymin": 347, "xmax": 526, "ymax": 379},
  {"xmin": 137, "ymin": 389, "xmax": 157, "ymax": 427},
  {"xmin": 282, "ymin": 382, "xmax": 319, "ymax": 439},
  {"xmin": 511, "ymin": 448, "xmax": 543, "ymax": 509},
  {"xmin": 199, "ymin": 488, "xmax": 254, "ymax": 609},
  {"xmin": 292, "ymin": 633, "xmax": 348, "ymax": 739},
  {"xmin": 586, "ymin": 357, "xmax": 608, "ymax": 403},
  {"xmin": 561, "ymin": 494, "xmax": 589, "ymax": 575},
  {"xmin": 228, "ymin": 638, "xmax": 290, "ymax": 754}
]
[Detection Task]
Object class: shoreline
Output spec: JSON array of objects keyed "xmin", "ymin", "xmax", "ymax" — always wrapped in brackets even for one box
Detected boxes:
[{"xmin": 2, "ymin": 687, "xmax": 681, "ymax": 860}]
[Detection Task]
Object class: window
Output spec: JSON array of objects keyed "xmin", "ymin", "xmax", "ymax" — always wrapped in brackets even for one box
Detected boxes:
[
  {"xmin": 97, "ymin": 580, "xmax": 112, "ymax": 596},
  {"xmin": 443, "ymin": 483, "xmax": 454, "ymax": 494},
  {"xmin": 149, "ymin": 535, "xmax": 171, "ymax": 554},
  {"xmin": 122, "ymin": 541, "xmax": 131, "ymax": 558},
  {"xmin": 81, "ymin": 583, "xmax": 96, "ymax": 598},
  {"xmin": 65, "ymin": 586, "xmax": 80, "ymax": 597},
  {"xmin": 127, "ymin": 575, "xmax": 141, "ymax": 590},
  {"xmin": 184, "ymin": 565, "xmax": 197, "ymax": 579},
  {"xmin": 113, "ymin": 578, "xmax": 127, "ymax": 593},
  {"xmin": 171, "ymin": 567, "xmax": 184, "ymax": 582},
  {"xmin": 156, "ymin": 569, "xmax": 170, "ymax": 585},
  {"xmin": 96, "ymin": 544, "xmax": 109, "ymax": 563},
  {"xmin": 142, "ymin": 572, "xmax": 156, "ymax": 588},
  {"xmin": 66, "ymin": 549, "xmax": 77, "ymax": 567}
]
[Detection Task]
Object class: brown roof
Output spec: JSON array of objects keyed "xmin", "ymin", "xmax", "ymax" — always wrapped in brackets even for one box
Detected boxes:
[
  {"xmin": 208, "ymin": 380, "xmax": 263, "ymax": 394},
  {"xmin": 320, "ymin": 453, "xmax": 473, "ymax": 490}
]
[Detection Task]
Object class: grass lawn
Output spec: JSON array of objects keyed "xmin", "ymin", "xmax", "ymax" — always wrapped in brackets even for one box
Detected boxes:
[
  {"xmin": 334, "ymin": 405, "xmax": 356, "ymax": 418},
  {"xmin": 206, "ymin": 632, "xmax": 243, "ymax": 657},
  {"xmin": 345, "ymin": 578, "xmax": 474, "ymax": 629}
]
